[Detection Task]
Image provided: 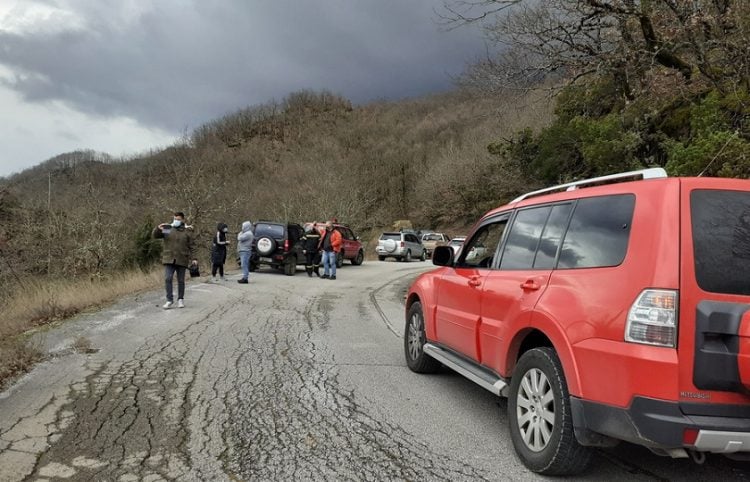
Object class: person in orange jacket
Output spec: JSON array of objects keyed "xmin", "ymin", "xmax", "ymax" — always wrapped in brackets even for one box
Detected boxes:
[{"xmin": 319, "ymin": 221, "xmax": 342, "ymax": 280}]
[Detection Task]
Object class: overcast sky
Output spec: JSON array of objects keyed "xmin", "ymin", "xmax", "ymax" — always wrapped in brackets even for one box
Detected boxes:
[{"xmin": 0, "ymin": 0, "xmax": 488, "ymax": 177}]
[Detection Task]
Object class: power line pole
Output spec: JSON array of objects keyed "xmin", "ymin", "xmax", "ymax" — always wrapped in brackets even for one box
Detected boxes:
[{"xmin": 47, "ymin": 171, "xmax": 51, "ymax": 276}]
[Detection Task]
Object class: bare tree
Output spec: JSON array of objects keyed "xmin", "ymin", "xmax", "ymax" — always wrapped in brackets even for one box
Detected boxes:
[{"xmin": 446, "ymin": 1, "xmax": 750, "ymax": 98}]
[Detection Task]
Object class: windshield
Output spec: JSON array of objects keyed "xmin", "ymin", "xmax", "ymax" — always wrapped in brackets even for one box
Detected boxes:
[
  {"xmin": 449, "ymin": 239, "xmax": 464, "ymax": 246},
  {"xmin": 423, "ymin": 234, "xmax": 442, "ymax": 241}
]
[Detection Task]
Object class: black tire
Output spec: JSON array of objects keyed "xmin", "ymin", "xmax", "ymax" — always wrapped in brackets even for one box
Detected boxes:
[
  {"xmin": 336, "ymin": 251, "xmax": 344, "ymax": 268},
  {"xmin": 284, "ymin": 256, "xmax": 296, "ymax": 276},
  {"xmin": 508, "ymin": 348, "xmax": 592, "ymax": 475},
  {"xmin": 397, "ymin": 256, "xmax": 404, "ymax": 262},
  {"xmin": 378, "ymin": 255, "xmax": 386, "ymax": 262},
  {"xmin": 352, "ymin": 250, "xmax": 364, "ymax": 265},
  {"xmin": 404, "ymin": 302, "xmax": 441, "ymax": 373}
]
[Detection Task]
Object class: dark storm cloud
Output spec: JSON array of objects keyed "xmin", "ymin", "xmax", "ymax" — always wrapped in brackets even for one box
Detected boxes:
[{"xmin": 0, "ymin": 0, "xmax": 486, "ymax": 133}]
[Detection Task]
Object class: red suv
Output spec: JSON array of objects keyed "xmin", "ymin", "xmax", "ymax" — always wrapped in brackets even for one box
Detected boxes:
[
  {"xmin": 404, "ymin": 168, "xmax": 750, "ymax": 475},
  {"xmin": 333, "ymin": 223, "xmax": 364, "ymax": 267}
]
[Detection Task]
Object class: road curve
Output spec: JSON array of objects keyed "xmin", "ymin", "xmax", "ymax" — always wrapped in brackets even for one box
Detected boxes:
[{"xmin": 0, "ymin": 260, "xmax": 748, "ymax": 481}]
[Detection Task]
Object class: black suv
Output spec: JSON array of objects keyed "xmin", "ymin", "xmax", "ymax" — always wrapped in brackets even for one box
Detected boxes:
[{"xmin": 249, "ymin": 221, "xmax": 305, "ymax": 276}]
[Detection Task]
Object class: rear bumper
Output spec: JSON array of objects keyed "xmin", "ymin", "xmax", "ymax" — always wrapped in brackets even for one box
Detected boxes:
[
  {"xmin": 251, "ymin": 253, "xmax": 293, "ymax": 266},
  {"xmin": 572, "ymin": 396, "xmax": 750, "ymax": 454},
  {"xmin": 376, "ymin": 248, "xmax": 405, "ymax": 256}
]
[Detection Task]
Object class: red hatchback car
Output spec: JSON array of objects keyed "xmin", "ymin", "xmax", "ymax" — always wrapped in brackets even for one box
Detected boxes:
[{"xmin": 404, "ymin": 168, "xmax": 750, "ymax": 474}]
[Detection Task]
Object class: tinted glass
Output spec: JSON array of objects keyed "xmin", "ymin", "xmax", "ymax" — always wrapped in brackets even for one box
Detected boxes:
[
  {"xmin": 288, "ymin": 226, "xmax": 302, "ymax": 241},
  {"xmin": 500, "ymin": 207, "xmax": 551, "ymax": 270},
  {"xmin": 534, "ymin": 204, "xmax": 573, "ymax": 269},
  {"xmin": 254, "ymin": 223, "xmax": 285, "ymax": 239},
  {"xmin": 460, "ymin": 219, "xmax": 508, "ymax": 268},
  {"xmin": 558, "ymin": 194, "xmax": 635, "ymax": 269},
  {"xmin": 424, "ymin": 233, "xmax": 441, "ymax": 241},
  {"xmin": 692, "ymin": 190, "xmax": 750, "ymax": 296}
]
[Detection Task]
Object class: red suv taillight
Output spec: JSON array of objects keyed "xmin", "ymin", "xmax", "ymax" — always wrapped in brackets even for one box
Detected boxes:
[
  {"xmin": 400, "ymin": 241, "xmax": 405, "ymax": 248},
  {"xmin": 625, "ymin": 289, "xmax": 678, "ymax": 348},
  {"xmin": 284, "ymin": 239, "xmax": 290, "ymax": 251}
]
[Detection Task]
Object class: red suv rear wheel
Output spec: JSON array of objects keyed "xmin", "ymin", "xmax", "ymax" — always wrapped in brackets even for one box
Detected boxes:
[{"xmin": 508, "ymin": 347, "xmax": 591, "ymax": 475}]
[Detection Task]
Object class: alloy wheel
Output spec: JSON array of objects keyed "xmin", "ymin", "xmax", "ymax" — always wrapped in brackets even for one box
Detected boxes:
[
  {"xmin": 516, "ymin": 368, "xmax": 555, "ymax": 452},
  {"xmin": 407, "ymin": 311, "xmax": 424, "ymax": 360}
]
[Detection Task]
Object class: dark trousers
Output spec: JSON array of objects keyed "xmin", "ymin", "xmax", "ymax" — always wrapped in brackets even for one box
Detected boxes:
[
  {"xmin": 211, "ymin": 263, "xmax": 224, "ymax": 277},
  {"xmin": 164, "ymin": 263, "xmax": 186, "ymax": 302},
  {"xmin": 305, "ymin": 251, "xmax": 320, "ymax": 274}
]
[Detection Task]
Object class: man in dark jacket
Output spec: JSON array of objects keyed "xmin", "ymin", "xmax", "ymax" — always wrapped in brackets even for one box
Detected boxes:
[
  {"xmin": 211, "ymin": 222, "xmax": 230, "ymax": 281},
  {"xmin": 302, "ymin": 224, "xmax": 321, "ymax": 277},
  {"xmin": 153, "ymin": 212, "xmax": 197, "ymax": 309}
]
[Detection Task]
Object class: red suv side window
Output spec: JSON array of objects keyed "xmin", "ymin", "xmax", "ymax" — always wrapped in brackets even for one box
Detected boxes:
[{"xmin": 557, "ymin": 194, "xmax": 634, "ymax": 269}]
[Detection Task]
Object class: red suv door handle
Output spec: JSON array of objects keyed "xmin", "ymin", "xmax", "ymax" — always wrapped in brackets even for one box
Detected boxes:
[
  {"xmin": 468, "ymin": 276, "xmax": 482, "ymax": 287},
  {"xmin": 520, "ymin": 279, "xmax": 541, "ymax": 291}
]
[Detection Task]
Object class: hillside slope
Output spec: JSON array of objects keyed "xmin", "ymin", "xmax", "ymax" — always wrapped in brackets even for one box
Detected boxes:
[{"xmin": 0, "ymin": 89, "xmax": 552, "ymax": 297}]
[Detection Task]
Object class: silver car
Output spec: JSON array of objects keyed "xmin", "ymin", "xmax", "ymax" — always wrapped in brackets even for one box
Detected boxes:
[
  {"xmin": 376, "ymin": 232, "xmax": 426, "ymax": 262},
  {"xmin": 447, "ymin": 236, "xmax": 466, "ymax": 256}
]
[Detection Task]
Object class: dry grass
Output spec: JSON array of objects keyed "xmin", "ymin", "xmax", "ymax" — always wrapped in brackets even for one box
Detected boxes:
[
  {"xmin": 0, "ymin": 268, "xmax": 162, "ymax": 389},
  {"xmin": 0, "ymin": 339, "xmax": 43, "ymax": 391}
]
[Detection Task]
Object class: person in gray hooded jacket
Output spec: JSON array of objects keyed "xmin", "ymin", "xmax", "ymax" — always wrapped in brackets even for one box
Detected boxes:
[{"xmin": 237, "ymin": 221, "xmax": 254, "ymax": 284}]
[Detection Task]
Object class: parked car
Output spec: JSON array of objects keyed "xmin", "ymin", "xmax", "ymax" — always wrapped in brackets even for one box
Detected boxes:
[
  {"xmin": 376, "ymin": 232, "xmax": 426, "ymax": 262},
  {"xmin": 303, "ymin": 222, "xmax": 365, "ymax": 267},
  {"xmin": 404, "ymin": 168, "xmax": 750, "ymax": 475},
  {"xmin": 250, "ymin": 221, "xmax": 305, "ymax": 276},
  {"xmin": 420, "ymin": 232, "xmax": 451, "ymax": 257},
  {"xmin": 447, "ymin": 236, "xmax": 466, "ymax": 256},
  {"xmin": 333, "ymin": 224, "xmax": 364, "ymax": 267}
]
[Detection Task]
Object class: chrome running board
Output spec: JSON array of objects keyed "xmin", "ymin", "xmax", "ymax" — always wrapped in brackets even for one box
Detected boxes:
[{"xmin": 424, "ymin": 343, "xmax": 509, "ymax": 397}]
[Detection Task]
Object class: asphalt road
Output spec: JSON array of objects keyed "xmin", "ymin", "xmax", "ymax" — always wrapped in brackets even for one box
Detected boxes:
[{"xmin": 1, "ymin": 260, "xmax": 749, "ymax": 481}]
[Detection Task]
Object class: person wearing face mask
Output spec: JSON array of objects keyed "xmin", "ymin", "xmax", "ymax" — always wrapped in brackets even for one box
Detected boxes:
[
  {"xmin": 153, "ymin": 212, "xmax": 197, "ymax": 309},
  {"xmin": 210, "ymin": 222, "xmax": 230, "ymax": 281}
]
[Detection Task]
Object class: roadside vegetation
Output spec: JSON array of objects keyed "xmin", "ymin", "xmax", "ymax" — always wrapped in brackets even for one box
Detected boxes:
[
  {"xmin": 451, "ymin": 0, "xmax": 750, "ymax": 182},
  {"xmin": 3, "ymin": 0, "xmax": 750, "ymax": 387},
  {"xmin": 0, "ymin": 270, "xmax": 163, "ymax": 389}
]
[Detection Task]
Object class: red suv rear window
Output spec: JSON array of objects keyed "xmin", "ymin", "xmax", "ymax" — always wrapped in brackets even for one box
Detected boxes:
[{"xmin": 691, "ymin": 189, "xmax": 750, "ymax": 296}]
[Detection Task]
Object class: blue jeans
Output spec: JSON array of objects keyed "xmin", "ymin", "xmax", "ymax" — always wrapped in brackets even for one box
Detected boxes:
[
  {"xmin": 239, "ymin": 251, "xmax": 251, "ymax": 280},
  {"xmin": 322, "ymin": 250, "xmax": 336, "ymax": 277},
  {"xmin": 164, "ymin": 264, "xmax": 186, "ymax": 302}
]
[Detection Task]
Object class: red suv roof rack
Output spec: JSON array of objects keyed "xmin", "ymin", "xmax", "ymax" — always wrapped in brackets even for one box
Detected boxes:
[{"xmin": 511, "ymin": 168, "xmax": 667, "ymax": 204}]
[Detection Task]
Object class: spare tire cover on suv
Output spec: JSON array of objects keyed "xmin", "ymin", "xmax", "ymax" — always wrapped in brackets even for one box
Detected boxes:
[
  {"xmin": 383, "ymin": 239, "xmax": 397, "ymax": 253},
  {"xmin": 256, "ymin": 236, "xmax": 276, "ymax": 255}
]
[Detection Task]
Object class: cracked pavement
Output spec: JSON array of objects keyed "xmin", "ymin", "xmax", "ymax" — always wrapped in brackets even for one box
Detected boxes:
[{"xmin": 1, "ymin": 261, "xmax": 749, "ymax": 481}]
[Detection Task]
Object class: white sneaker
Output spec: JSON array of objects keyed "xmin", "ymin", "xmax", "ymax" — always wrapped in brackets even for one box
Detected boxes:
[
  {"xmin": 177, "ymin": 299, "xmax": 185, "ymax": 308},
  {"xmin": 163, "ymin": 301, "xmax": 173, "ymax": 309}
]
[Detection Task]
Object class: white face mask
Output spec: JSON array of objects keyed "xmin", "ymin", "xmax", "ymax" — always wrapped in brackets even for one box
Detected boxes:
[{"xmin": 172, "ymin": 219, "xmax": 183, "ymax": 227}]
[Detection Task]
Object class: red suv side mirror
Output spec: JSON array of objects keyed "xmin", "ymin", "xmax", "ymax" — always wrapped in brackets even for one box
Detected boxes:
[{"xmin": 432, "ymin": 246, "xmax": 454, "ymax": 266}]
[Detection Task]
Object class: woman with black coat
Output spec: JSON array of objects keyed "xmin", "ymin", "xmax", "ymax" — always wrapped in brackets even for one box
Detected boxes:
[{"xmin": 211, "ymin": 222, "xmax": 230, "ymax": 281}]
